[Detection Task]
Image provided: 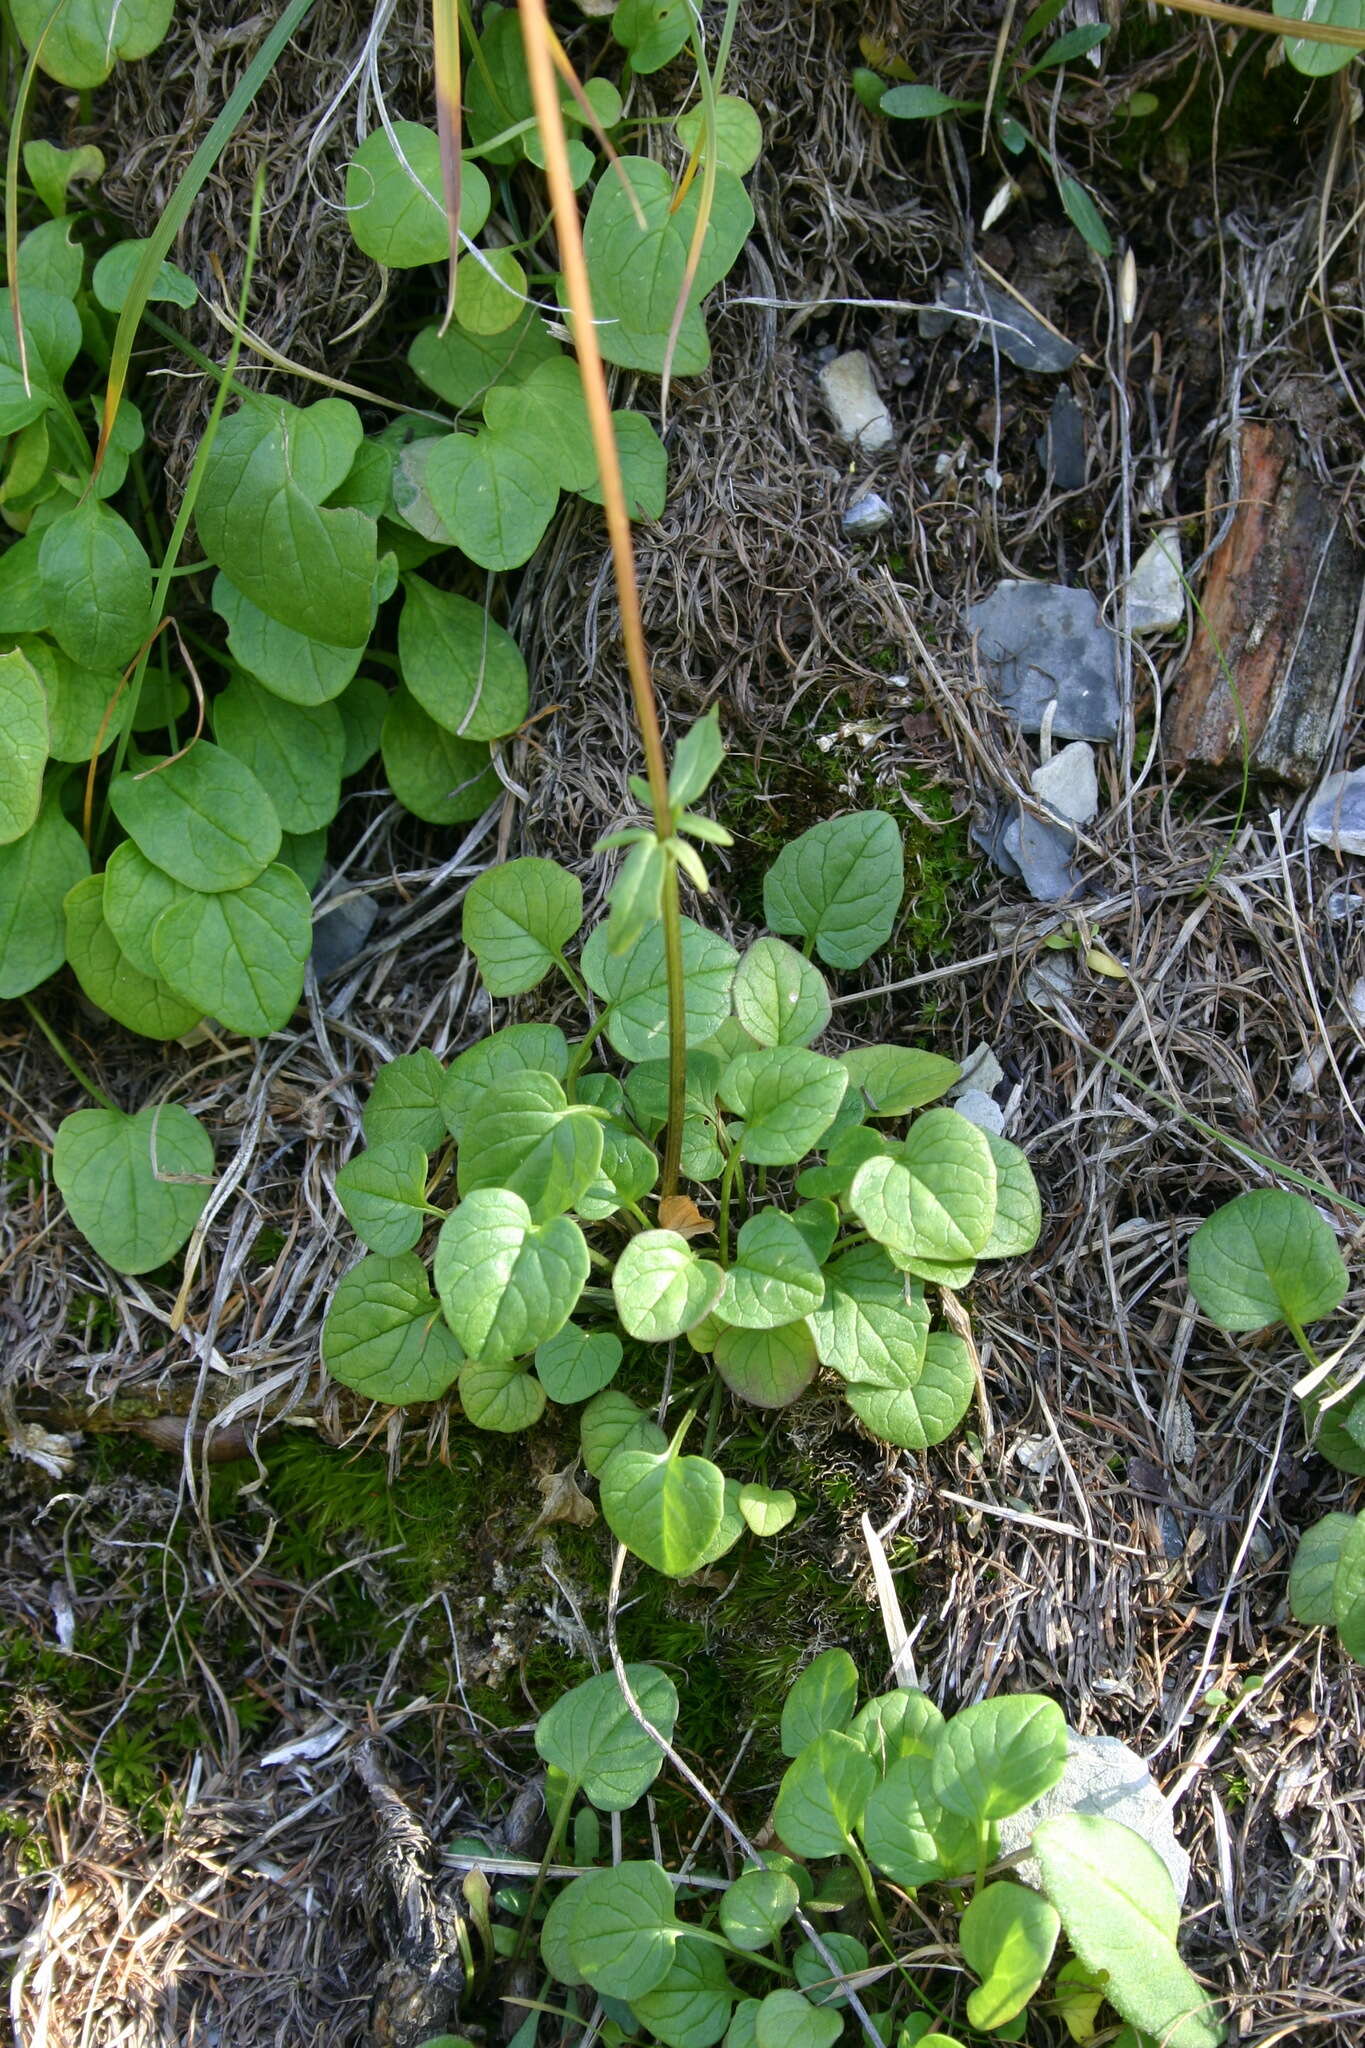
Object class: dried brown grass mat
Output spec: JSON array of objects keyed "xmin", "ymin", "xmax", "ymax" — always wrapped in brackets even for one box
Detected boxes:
[{"xmin": 5, "ymin": 2, "xmax": 1365, "ymax": 2043}]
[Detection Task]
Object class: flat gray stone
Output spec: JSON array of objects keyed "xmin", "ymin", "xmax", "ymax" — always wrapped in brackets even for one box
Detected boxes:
[
  {"xmin": 951, "ymin": 1087, "xmax": 1005, "ymax": 1136},
  {"xmin": 311, "ymin": 893, "xmax": 379, "ymax": 980},
  {"xmin": 1305, "ymin": 768, "xmax": 1365, "ymax": 856},
  {"xmin": 1031, "ymin": 740, "xmax": 1098, "ymax": 826},
  {"xmin": 1123, "ymin": 531, "xmax": 1184, "ymax": 634},
  {"xmin": 843, "ymin": 491, "xmax": 893, "ymax": 535},
  {"xmin": 953, "ymin": 1043, "xmax": 1005, "ymax": 1098},
  {"xmin": 1024, "ymin": 952, "xmax": 1076, "ymax": 1010},
  {"xmin": 998, "ymin": 1732, "xmax": 1191, "ymax": 1903},
  {"xmin": 1036, "ymin": 387, "xmax": 1086, "ymax": 489},
  {"xmin": 819, "ymin": 351, "xmax": 895, "ymax": 453},
  {"xmin": 1002, "ymin": 808, "xmax": 1080, "ymax": 903},
  {"xmin": 969, "ymin": 581, "xmax": 1120, "ymax": 742},
  {"xmin": 920, "ymin": 271, "xmax": 1078, "ymax": 374}
]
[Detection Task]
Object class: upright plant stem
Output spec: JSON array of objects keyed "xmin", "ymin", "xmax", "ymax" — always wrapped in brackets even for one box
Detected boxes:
[
  {"xmin": 21, "ymin": 1001, "xmax": 117, "ymax": 1114},
  {"xmin": 517, "ymin": 0, "xmax": 687, "ymax": 1195}
]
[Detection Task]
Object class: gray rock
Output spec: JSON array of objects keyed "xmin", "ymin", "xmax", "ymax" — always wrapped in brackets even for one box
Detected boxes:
[
  {"xmin": 969, "ymin": 581, "xmax": 1120, "ymax": 742},
  {"xmin": 819, "ymin": 351, "xmax": 895, "ymax": 453},
  {"xmin": 1031, "ymin": 740, "xmax": 1098, "ymax": 826},
  {"xmin": 1305, "ymin": 768, "xmax": 1365, "ymax": 856},
  {"xmin": 953, "ymin": 1042, "xmax": 1005, "ymax": 1099},
  {"xmin": 951, "ymin": 1087, "xmax": 1006, "ymax": 1136},
  {"xmin": 842, "ymin": 492, "xmax": 893, "ymax": 536},
  {"xmin": 1002, "ymin": 808, "xmax": 1080, "ymax": 903},
  {"xmin": 971, "ymin": 802, "xmax": 1021, "ymax": 878},
  {"xmin": 1123, "ymin": 531, "xmax": 1184, "ymax": 634},
  {"xmin": 998, "ymin": 1732, "xmax": 1191, "ymax": 1903},
  {"xmin": 1036, "ymin": 388, "xmax": 1086, "ymax": 490},
  {"xmin": 920, "ymin": 270, "xmax": 1079, "ymax": 374},
  {"xmin": 311, "ymin": 892, "xmax": 379, "ymax": 980},
  {"xmin": 1024, "ymin": 951, "xmax": 1076, "ymax": 1010}
]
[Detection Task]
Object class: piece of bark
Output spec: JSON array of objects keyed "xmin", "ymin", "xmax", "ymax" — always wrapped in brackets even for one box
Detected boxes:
[{"xmin": 1166, "ymin": 421, "xmax": 1364, "ymax": 786}]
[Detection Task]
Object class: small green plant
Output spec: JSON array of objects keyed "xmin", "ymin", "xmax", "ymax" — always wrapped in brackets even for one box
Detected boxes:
[
  {"xmin": 855, "ymin": 0, "xmax": 1115, "ymax": 258},
  {"xmin": 1185, "ymin": 1187, "xmax": 1362, "ymax": 1472},
  {"xmin": 453, "ymin": 1651, "xmax": 1224, "ymax": 2048},
  {"xmin": 322, "ymin": 716, "xmax": 1043, "ymax": 1577},
  {"xmin": 1288, "ymin": 1509, "xmax": 1365, "ymax": 1664}
]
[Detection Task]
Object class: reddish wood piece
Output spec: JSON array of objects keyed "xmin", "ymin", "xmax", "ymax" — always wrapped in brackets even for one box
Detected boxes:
[{"xmin": 1166, "ymin": 421, "xmax": 1363, "ymax": 786}]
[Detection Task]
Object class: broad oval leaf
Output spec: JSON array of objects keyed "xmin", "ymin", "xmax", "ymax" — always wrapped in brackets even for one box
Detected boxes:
[
  {"xmin": 37, "ymin": 497, "xmax": 152, "ymax": 669},
  {"xmin": 599, "ymin": 1443, "xmax": 727, "ymax": 1577},
  {"xmin": 534, "ymin": 1325, "xmax": 623, "ymax": 1404},
  {"xmin": 11, "ymin": 0, "xmax": 173, "ymax": 87},
  {"xmin": 737, "ymin": 1482, "xmax": 797, "ymax": 1537},
  {"xmin": 440, "ymin": 1023, "xmax": 570, "ymax": 1140},
  {"xmin": 843, "ymin": 1328, "xmax": 976, "ymax": 1449},
  {"xmin": 0, "ymin": 802, "xmax": 90, "ymax": 997},
  {"xmin": 582, "ymin": 915, "xmax": 739, "ymax": 1061},
  {"xmin": 421, "ymin": 427, "xmax": 559, "ymax": 572},
  {"xmin": 1187, "ymin": 1189, "xmax": 1347, "ymax": 1333},
  {"xmin": 462, "ymin": 857, "xmax": 582, "ymax": 995},
  {"xmin": 345, "ymin": 121, "xmax": 491, "ymax": 266},
  {"xmin": 809, "ymin": 1244, "xmax": 930, "ymax": 1388},
  {"xmin": 762, "ymin": 812, "xmax": 904, "ymax": 969},
  {"xmin": 773, "ymin": 1731, "xmax": 875, "ymax": 1857},
  {"xmin": 780, "ymin": 1649, "xmax": 859, "ymax": 1757},
  {"xmin": 53, "ymin": 1104, "xmax": 213, "ymax": 1275},
  {"xmin": 718, "ymin": 1211, "xmax": 825, "ymax": 1331},
  {"xmin": 323, "ymin": 1250, "xmax": 464, "ymax": 1404},
  {"xmin": 63, "ymin": 875, "xmax": 201, "ymax": 1040},
  {"xmin": 459, "ymin": 1356, "xmax": 546, "ymax": 1432},
  {"xmin": 212, "ymin": 673, "xmax": 344, "ymax": 834},
  {"xmin": 675, "ymin": 94, "xmax": 764, "ymax": 175},
  {"xmin": 1273, "ymin": 0, "xmax": 1363, "ymax": 76},
  {"xmin": 363, "ymin": 1049, "xmax": 447, "ymax": 1152},
  {"xmin": 860, "ymin": 1751, "xmax": 983, "ymax": 1888},
  {"xmin": 435, "ymin": 1189, "xmax": 588, "ymax": 1361},
  {"xmin": 457, "ymin": 1069, "xmax": 604, "ymax": 1221},
  {"xmin": 381, "ymin": 688, "xmax": 499, "ymax": 824},
  {"xmin": 979, "ymin": 1132, "xmax": 1042, "ymax": 1258},
  {"xmin": 720, "ymin": 1046, "xmax": 848, "ymax": 1165},
  {"xmin": 0, "ymin": 648, "xmax": 48, "ymax": 845},
  {"xmin": 334, "ymin": 1141, "xmax": 431, "ymax": 1255},
  {"xmin": 850, "ymin": 1109, "xmax": 998, "ymax": 1264},
  {"xmin": 632, "ymin": 1934, "xmax": 736, "ymax": 2048},
  {"xmin": 753, "ymin": 1990, "xmax": 840, "ymax": 2048},
  {"xmin": 580, "ymin": 1388, "xmax": 668, "ymax": 1477},
  {"xmin": 565, "ymin": 1861, "xmax": 679, "ymax": 2001},
  {"xmin": 959, "ymin": 1882, "xmax": 1060, "ymax": 2031},
  {"xmin": 151, "ymin": 863, "xmax": 313, "ymax": 1036},
  {"xmin": 537, "ymin": 1663, "xmax": 680, "ymax": 1808},
  {"xmin": 213, "ymin": 572, "xmax": 363, "ymax": 707},
  {"xmin": 714, "ymin": 1321, "xmax": 817, "ymax": 1408},
  {"xmin": 110, "ymin": 742, "xmax": 280, "ymax": 892},
  {"xmin": 849, "ymin": 1688, "xmax": 944, "ymax": 1773},
  {"xmin": 1288, "ymin": 1514, "xmax": 1357, "ymax": 1627},
  {"xmin": 614, "ymin": 1230, "xmax": 725, "ymax": 1341},
  {"xmin": 840, "ymin": 1045, "xmax": 960, "ymax": 1115},
  {"xmin": 732, "ymin": 936, "xmax": 831, "ymax": 1049},
  {"xmin": 398, "ymin": 576, "xmax": 529, "ymax": 741},
  {"xmin": 932, "ymin": 1694, "xmax": 1068, "ymax": 1824},
  {"xmin": 1034, "ymin": 1815, "xmax": 1226, "ymax": 2048},
  {"xmin": 719, "ymin": 1868, "xmax": 800, "ymax": 1953}
]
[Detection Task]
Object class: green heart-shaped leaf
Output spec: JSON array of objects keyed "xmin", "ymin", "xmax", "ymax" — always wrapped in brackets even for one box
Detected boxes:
[
  {"xmin": 435, "ymin": 1189, "xmax": 588, "ymax": 1362},
  {"xmin": 63, "ymin": 875, "xmax": 202, "ymax": 1040},
  {"xmin": 753, "ymin": 1990, "xmax": 841, "ymax": 2048},
  {"xmin": 932, "ymin": 1694, "xmax": 1068, "ymax": 1824},
  {"xmin": 363, "ymin": 1049, "xmax": 447, "ymax": 1152},
  {"xmin": 763, "ymin": 812, "xmax": 904, "ymax": 969},
  {"xmin": 110, "ymin": 742, "xmax": 280, "ymax": 892},
  {"xmin": 809, "ymin": 1244, "xmax": 930, "ymax": 1387},
  {"xmin": 322, "ymin": 1251, "xmax": 463, "ymax": 1404},
  {"xmin": 534, "ymin": 1325, "xmax": 623, "ymax": 1404},
  {"xmin": 714, "ymin": 1321, "xmax": 817, "ymax": 1408},
  {"xmin": 535, "ymin": 1664, "xmax": 679, "ymax": 1809},
  {"xmin": 614, "ymin": 1229, "xmax": 725, "ymax": 1341},
  {"xmin": 737, "ymin": 1482, "xmax": 798, "ymax": 1537},
  {"xmin": 398, "ymin": 576, "xmax": 529, "ymax": 742},
  {"xmin": 718, "ymin": 1211, "xmax": 825, "ymax": 1330},
  {"xmin": 720, "ymin": 1046, "xmax": 848, "ymax": 1165},
  {"xmin": 599, "ymin": 1442, "xmax": 727, "ymax": 1577},
  {"xmin": 1288, "ymin": 1513, "xmax": 1357, "ymax": 1626},
  {"xmin": 151, "ymin": 863, "xmax": 313, "ymax": 1036},
  {"xmin": 462, "ymin": 857, "xmax": 581, "ymax": 995},
  {"xmin": 580, "ymin": 1389, "xmax": 667, "ymax": 1477},
  {"xmin": 458, "ymin": 1357, "xmax": 546, "ymax": 1433},
  {"xmin": 334, "ymin": 1142, "xmax": 431, "ymax": 1255},
  {"xmin": 381, "ymin": 687, "xmax": 499, "ymax": 825},
  {"xmin": 53, "ymin": 1104, "xmax": 213, "ymax": 1275},
  {"xmin": 848, "ymin": 1688, "xmax": 944, "ymax": 1773},
  {"xmin": 719, "ymin": 1869, "xmax": 801, "ymax": 1953},
  {"xmin": 1188, "ymin": 1189, "xmax": 1347, "ymax": 1333},
  {"xmin": 0, "ymin": 648, "xmax": 47, "ymax": 846},
  {"xmin": 773, "ymin": 1730, "xmax": 874, "ymax": 1857},
  {"xmin": 563, "ymin": 1861, "xmax": 680, "ymax": 2000},
  {"xmin": 0, "ymin": 801, "xmax": 90, "ymax": 997},
  {"xmin": 213, "ymin": 572, "xmax": 362, "ymax": 707},
  {"xmin": 211, "ymin": 673, "xmax": 344, "ymax": 835},
  {"xmin": 850, "ymin": 1109, "xmax": 998, "ymax": 1264},
  {"xmin": 860, "ymin": 1752, "xmax": 983, "ymax": 1888},
  {"xmin": 440, "ymin": 1023, "xmax": 569, "ymax": 1140},
  {"xmin": 979, "ymin": 1132, "xmax": 1042, "ymax": 1258},
  {"xmin": 731, "ymin": 936, "xmax": 831, "ymax": 1049},
  {"xmin": 632, "ymin": 1934, "xmax": 736, "ymax": 2048},
  {"xmin": 960, "ymin": 1882, "xmax": 1060, "ymax": 2031},
  {"xmin": 457, "ymin": 1069, "xmax": 604, "ymax": 1221},
  {"xmin": 582, "ymin": 915, "xmax": 738, "ymax": 1061},
  {"xmin": 345, "ymin": 120, "xmax": 491, "ymax": 267}
]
